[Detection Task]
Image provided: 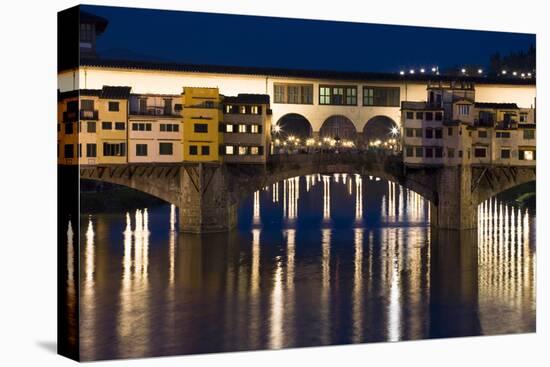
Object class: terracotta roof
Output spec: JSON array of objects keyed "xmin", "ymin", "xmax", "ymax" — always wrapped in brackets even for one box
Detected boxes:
[
  {"xmin": 474, "ymin": 102, "xmax": 519, "ymax": 109},
  {"xmin": 100, "ymin": 86, "xmax": 132, "ymax": 99}
]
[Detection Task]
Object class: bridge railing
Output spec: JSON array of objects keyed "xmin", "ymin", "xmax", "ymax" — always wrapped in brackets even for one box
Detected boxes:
[{"xmin": 267, "ymin": 150, "xmax": 402, "ymax": 166}]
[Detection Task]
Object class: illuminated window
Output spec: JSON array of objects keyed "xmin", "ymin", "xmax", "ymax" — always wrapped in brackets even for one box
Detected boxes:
[
  {"xmin": 519, "ymin": 149, "xmax": 535, "ymax": 161},
  {"xmin": 238, "ymin": 124, "xmax": 247, "ymax": 133},
  {"xmin": 225, "ymin": 124, "xmax": 234, "ymax": 133},
  {"xmin": 225, "ymin": 146, "xmax": 234, "ymax": 155},
  {"xmin": 251, "ymin": 106, "xmax": 259, "ymax": 114},
  {"xmin": 239, "ymin": 146, "xmax": 248, "ymax": 155},
  {"xmin": 240, "ymin": 106, "xmax": 246, "ymax": 114},
  {"xmin": 251, "ymin": 146, "xmax": 259, "ymax": 155},
  {"xmin": 320, "ymin": 85, "xmax": 357, "ymax": 105},
  {"xmin": 251, "ymin": 124, "xmax": 259, "ymax": 133}
]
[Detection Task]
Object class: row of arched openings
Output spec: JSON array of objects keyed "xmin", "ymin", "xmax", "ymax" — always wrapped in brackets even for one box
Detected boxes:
[{"xmin": 274, "ymin": 113, "xmax": 398, "ymax": 145}]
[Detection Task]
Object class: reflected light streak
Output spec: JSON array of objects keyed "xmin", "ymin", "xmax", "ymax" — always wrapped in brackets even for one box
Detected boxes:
[
  {"xmin": 355, "ymin": 174, "xmax": 363, "ymax": 220},
  {"xmin": 353, "ymin": 228, "xmax": 363, "ymax": 343},
  {"xmin": 253, "ymin": 190, "xmax": 260, "ymax": 224},
  {"xmin": 323, "ymin": 175, "xmax": 331, "ymax": 220},
  {"xmin": 269, "ymin": 258, "xmax": 284, "ymax": 349}
]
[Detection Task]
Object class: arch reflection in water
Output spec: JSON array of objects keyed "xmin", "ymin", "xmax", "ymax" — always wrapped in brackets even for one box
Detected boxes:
[
  {"xmin": 78, "ymin": 176, "xmax": 535, "ymax": 360},
  {"xmin": 477, "ymin": 198, "xmax": 536, "ymax": 334}
]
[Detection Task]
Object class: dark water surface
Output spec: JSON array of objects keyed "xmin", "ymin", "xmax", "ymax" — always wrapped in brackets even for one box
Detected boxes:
[{"xmin": 69, "ymin": 174, "xmax": 535, "ymax": 360}]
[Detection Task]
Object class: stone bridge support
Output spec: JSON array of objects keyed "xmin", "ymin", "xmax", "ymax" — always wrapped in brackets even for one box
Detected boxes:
[
  {"xmin": 430, "ymin": 166, "xmax": 478, "ymax": 230},
  {"xmin": 179, "ymin": 163, "xmax": 238, "ymax": 233}
]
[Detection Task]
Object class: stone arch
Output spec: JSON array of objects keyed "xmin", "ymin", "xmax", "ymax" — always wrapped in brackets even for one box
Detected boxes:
[
  {"xmin": 319, "ymin": 115, "xmax": 357, "ymax": 141},
  {"xmin": 363, "ymin": 115, "xmax": 399, "ymax": 147},
  {"xmin": 274, "ymin": 113, "xmax": 313, "ymax": 140}
]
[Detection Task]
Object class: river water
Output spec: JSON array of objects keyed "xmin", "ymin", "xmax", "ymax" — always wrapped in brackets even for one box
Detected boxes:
[{"xmin": 66, "ymin": 174, "xmax": 535, "ymax": 361}]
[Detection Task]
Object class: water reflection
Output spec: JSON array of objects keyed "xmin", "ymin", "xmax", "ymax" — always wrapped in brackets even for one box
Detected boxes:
[{"xmin": 78, "ymin": 176, "xmax": 535, "ymax": 361}]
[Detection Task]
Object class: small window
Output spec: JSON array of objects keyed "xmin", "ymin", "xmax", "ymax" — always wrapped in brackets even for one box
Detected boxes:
[
  {"xmin": 240, "ymin": 106, "xmax": 246, "ymax": 114},
  {"xmin": 189, "ymin": 145, "xmax": 198, "ymax": 155},
  {"xmin": 500, "ymin": 149, "xmax": 511, "ymax": 159},
  {"xmin": 447, "ymin": 148, "xmax": 455, "ymax": 158},
  {"xmin": 496, "ymin": 131, "xmax": 511, "ymax": 139},
  {"xmin": 425, "ymin": 147, "xmax": 433, "ymax": 158},
  {"xmin": 478, "ymin": 130, "xmax": 488, "ymax": 138},
  {"xmin": 435, "ymin": 147, "xmax": 443, "ymax": 158},
  {"xmin": 406, "ymin": 146, "xmax": 414, "ymax": 157},
  {"xmin": 201, "ymin": 145, "xmax": 210, "ymax": 155},
  {"xmin": 108, "ymin": 101, "xmax": 119, "ymax": 112},
  {"xmin": 435, "ymin": 112, "xmax": 443, "ymax": 121},
  {"xmin": 238, "ymin": 124, "xmax": 247, "ymax": 133},
  {"xmin": 415, "ymin": 147, "xmax": 423, "ymax": 157},
  {"xmin": 238, "ymin": 146, "xmax": 248, "ymax": 155},
  {"xmin": 174, "ymin": 104, "xmax": 183, "ymax": 112},
  {"xmin": 250, "ymin": 146, "xmax": 259, "ymax": 155},
  {"xmin": 435, "ymin": 129, "xmax": 442, "ymax": 139},
  {"xmin": 64, "ymin": 144, "xmax": 74, "ymax": 158},
  {"xmin": 115, "ymin": 122, "xmax": 125, "ymax": 130},
  {"xmin": 447, "ymin": 127, "xmax": 453, "ymax": 136},
  {"xmin": 523, "ymin": 129, "xmax": 535, "ymax": 139},
  {"xmin": 132, "ymin": 123, "xmax": 150, "ymax": 131},
  {"xmin": 416, "ymin": 112, "xmax": 423, "ymax": 120},
  {"xmin": 194, "ymin": 123, "xmax": 208, "ymax": 133},
  {"xmin": 415, "ymin": 128, "xmax": 423, "ymax": 138},
  {"xmin": 87, "ymin": 121, "xmax": 96, "ymax": 133},
  {"xmin": 65, "ymin": 122, "xmax": 73, "ymax": 134},
  {"xmin": 225, "ymin": 146, "xmax": 234, "ymax": 155},
  {"xmin": 425, "ymin": 112, "xmax": 433, "ymax": 121},
  {"xmin": 406, "ymin": 128, "xmax": 414, "ymax": 137},
  {"xmin": 86, "ymin": 143, "xmax": 97, "ymax": 158},
  {"xmin": 459, "ymin": 150, "xmax": 463, "ymax": 158},
  {"xmin": 458, "ymin": 104, "xmax": 470, "ymax": 115},
  {"xmin": 406, "ymin": 111, "xmax": 414, "ymax": 119},
  {"xmin": 159, "ymin": 142, "xmax": 173, "ymax": 155},
  {"xmin": 251, "ymin": 125, "xmax": 259, "ymax": 133},
  {"xmin": 251, "ymin": 106, "xmax": 259, "ymax": 114},
  {"xmin": 102, "ymin": 121, "xmax": 112, "ymax": 130},
  {"xmin": 225, "ymin": 124, "xmax": 234, "ymax": 133},
  {"xmin": 519, "ymin": 149, "xmax": 535, "ymax": 161},
  {"xmin": 425, "ymin": 128, "xmax": 433, "ymax": 139},
  {"xmin": 474, "ymin": 147, "xmax": 486, "ymax": 158},
  {"xmin": 136, "ymin": 144, "xmax": 148, "ymax": 156}
]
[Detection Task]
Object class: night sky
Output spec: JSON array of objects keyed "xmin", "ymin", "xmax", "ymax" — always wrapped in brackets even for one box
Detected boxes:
[{"xmin": 82, "ymin": 5, "xmax": 535, "ymax": 73}]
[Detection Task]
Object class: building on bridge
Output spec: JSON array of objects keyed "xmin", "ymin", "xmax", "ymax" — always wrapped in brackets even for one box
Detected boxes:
[
  {"xmin": 128, "ymin": 93, "xmax": 183, "ymax": 163},
  {"xmin": 220, "ymin": 94, "xmax": 271, "ymax": 164},
  {"xmin": 401, "ymin": 81, "xmax": 536, "ymax": 167},
  {"xmin": 58, "ymin": 86, "xmax": 131, "ymax": 165}
]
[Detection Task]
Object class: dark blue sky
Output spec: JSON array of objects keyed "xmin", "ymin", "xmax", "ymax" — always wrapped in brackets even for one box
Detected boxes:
[{"xmin": 82, "ymin": 5, "xmax": 535, "ymax": 73}]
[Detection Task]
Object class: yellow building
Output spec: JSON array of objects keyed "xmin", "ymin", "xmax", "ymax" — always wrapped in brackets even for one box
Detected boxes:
[{"xmin": 181, "ymin": 87, "xmax": 222, "ymax": 162}]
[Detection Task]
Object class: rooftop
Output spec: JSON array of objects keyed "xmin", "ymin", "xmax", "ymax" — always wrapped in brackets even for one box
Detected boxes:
[
  {"xmin": 474, "ymin": 102, "xmax": 519, "ymax": 109},
  {"xmin": 61, "ymin": 57, "xmax": 536, "ymax": 86},
  {"xmin": 223, "ymin": 94, "xmax": 270, "ymax": 105}
]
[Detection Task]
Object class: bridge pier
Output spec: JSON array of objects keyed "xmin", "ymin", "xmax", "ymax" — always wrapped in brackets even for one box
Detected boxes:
[
  {"xmin": 431, "ymin": 166, "xmax": 478, "ymax": 230},
  {"xmin": 178, "ymin": 163, "xmax": 238, "ymax": 233}
]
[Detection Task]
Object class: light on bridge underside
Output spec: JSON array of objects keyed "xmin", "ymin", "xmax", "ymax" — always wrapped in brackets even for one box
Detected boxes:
[
  {"xmin": 272, "ymin": 124, "xmax": 281, "ymax": 134},
  {"xmin": 513, "ymin": 71, "xmax": 518, "ymax": 76}
]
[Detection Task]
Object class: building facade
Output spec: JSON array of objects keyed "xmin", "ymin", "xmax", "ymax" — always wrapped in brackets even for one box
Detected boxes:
[
  {"xmin": 220, "ymin": 94, "xmax": 271, "ymax": 164},
  {"xmin": 402, "ymin": 81, "xmax": 536, "ymax": 167}
]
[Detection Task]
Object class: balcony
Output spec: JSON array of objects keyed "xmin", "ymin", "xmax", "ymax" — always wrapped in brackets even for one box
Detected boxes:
[
  {"xmin": 130, "ymin": 107, "xmax": 181, "ymax": 117},
  {"xmin": 496, "ymin": 120, "xmax": 518, "ymax": 130},
  {"xmin": 80, "ymin": 109, "xmax": 99, "ymax": 120}
]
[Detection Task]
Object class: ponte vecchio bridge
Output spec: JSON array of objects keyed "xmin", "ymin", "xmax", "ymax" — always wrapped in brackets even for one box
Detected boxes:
[{"xmin": 77, "ymin": 153, "xmax": 535, "ymax": 233}]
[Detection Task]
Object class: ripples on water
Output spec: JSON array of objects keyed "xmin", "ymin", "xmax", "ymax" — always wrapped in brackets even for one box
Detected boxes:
[{"xmin": 64, "ymin": 174, "xmax": 535, "ymax": 361}]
